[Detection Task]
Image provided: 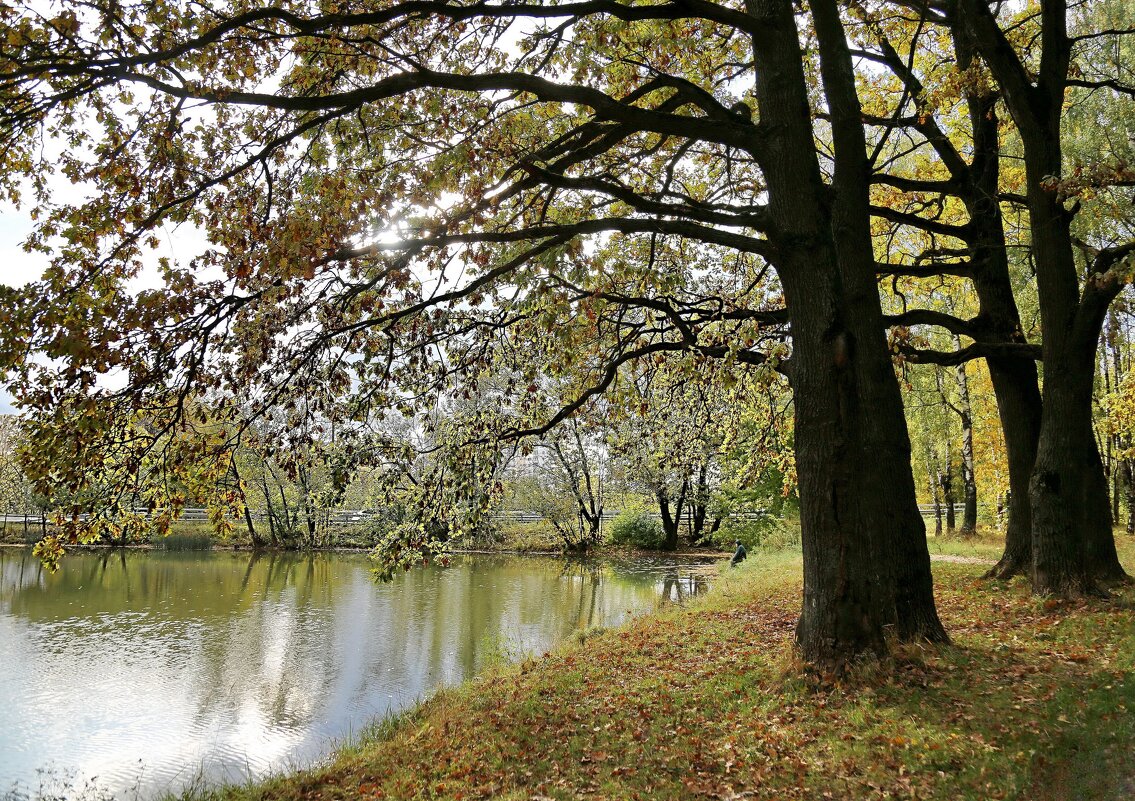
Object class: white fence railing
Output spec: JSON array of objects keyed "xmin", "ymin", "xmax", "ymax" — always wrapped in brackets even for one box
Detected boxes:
[{"xmin": 2, "ymin": 503, "xmax": 978, "ymax": 529}]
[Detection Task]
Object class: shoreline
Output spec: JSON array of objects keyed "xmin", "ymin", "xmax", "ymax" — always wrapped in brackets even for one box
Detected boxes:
[
  {"xmin": 171, "ymin": 544, "xmax": 1135, "ymax": 801},
  {"xmin": 5, "ymin": 538, "xmax": 1133, "ymax": 799},
  {"xmin": 0, "ymin": 539, "xmax": 732, "ymax": 560}
]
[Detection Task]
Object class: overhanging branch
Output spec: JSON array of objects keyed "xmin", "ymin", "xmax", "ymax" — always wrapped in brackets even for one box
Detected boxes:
[{"xmin": 902, "ymin": 342, "xmax": 1042, "ymax": 366}]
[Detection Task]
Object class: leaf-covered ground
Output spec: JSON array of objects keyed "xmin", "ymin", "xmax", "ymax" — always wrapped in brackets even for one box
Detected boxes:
[{"xmin": 201, "ymin": 540, "xmax": 1135, "ymax": 801}]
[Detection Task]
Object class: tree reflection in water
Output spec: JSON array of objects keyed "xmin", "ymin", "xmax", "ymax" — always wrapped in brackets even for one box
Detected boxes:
[{"xmin": 660, "ymin": 569, "xmax": 712, "ymax": 604}]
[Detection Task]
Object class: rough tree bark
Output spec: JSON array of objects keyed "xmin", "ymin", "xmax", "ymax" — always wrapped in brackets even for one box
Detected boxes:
[
  {"xmin": 813, "ymin": 0, "xmax": 946, "ymax": 644},
  {"xmin": 960, "ymin": 0, "xmax": 1129, "ymax": 593},
  {"xmin": 952, "ymin": 24, "xmax": 1044, "ymax": 576},
  {"xmin": 750, "ymin": 0, "xmax": 946, "ymax": 665}
]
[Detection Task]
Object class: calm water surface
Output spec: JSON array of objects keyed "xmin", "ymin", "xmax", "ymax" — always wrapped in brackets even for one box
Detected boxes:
[{"xmin": 0, "ymin": 548, "xmax": 712, "ymax": 799}]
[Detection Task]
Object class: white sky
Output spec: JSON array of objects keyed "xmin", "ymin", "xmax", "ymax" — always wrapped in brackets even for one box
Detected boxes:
[
  {"xmin": 0, "ymin": 205, "xmax": 41, "ymax": 413},
  {"xmin": 0, "ymin": 207, "xmax": 45, "ymax": 289}
]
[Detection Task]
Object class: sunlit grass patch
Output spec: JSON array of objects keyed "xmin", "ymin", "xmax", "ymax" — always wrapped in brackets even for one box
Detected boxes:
[{"xmin": 924, "ymin": 529, "xmax": 1005, "ymax": 561}]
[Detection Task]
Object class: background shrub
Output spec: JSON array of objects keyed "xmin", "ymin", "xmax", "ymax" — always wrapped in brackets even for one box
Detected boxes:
[
  {"xmin": 714, "ymin": 514, "xmax": 800, "ymax": 552},
  {"xmin": 608, "ymin": 510, "xmax": 666, "ymax": 550}
]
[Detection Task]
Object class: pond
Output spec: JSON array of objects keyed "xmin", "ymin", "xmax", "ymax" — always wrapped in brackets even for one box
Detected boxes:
[{"xmin": 0, "ymin": 548, "xmax": 715, "ymax": 800}]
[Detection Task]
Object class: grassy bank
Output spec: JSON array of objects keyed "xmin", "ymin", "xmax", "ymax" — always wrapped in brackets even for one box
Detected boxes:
[{"xmin": 187, "ymin": 536, "xmax": 1135, "ymax": 801}]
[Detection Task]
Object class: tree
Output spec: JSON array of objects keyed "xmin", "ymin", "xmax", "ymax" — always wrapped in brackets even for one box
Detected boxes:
[
  {"xmin": 1100, "ymin": 304, "xmax": 1135, "ymax": 533},
  {"xmin": 853, "ymin": 1, "xmax": 1134, "ymax": 590},
  {"xmin": 0, "ymin": 0, "xmax": 948, "ymax": 665},
  {"xmin": 853, "ymin": 2, "xmax": 1044, "ymax": 576},
  {"xmin": 509, "ymin": 416, "xmax": 606, "ymax": 552},
  {"xmin": 606, "ymin": 356, "xmax": 745, "ymax": 550},
  {"xmin": 952, "ymin": 0, "xmax": 1133, "ymax": 593},
  {"xmin": 236, "ymin": 438, "xmax": 338, "ymax": 549},
  {"xmin": 0, "ymin": 416, "xmax": 23, "ymax": 517},
  {"xmin": 0, "ymin": 415, "xmax": 45, "ymax": 538}
]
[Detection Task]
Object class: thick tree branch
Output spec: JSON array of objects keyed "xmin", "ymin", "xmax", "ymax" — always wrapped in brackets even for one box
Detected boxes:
[
  {"xmin": 340, "ymin": 217, "xmax": 776, "ymax": 260},
  {"xmin": 1067, "ymin": 79, "xmax": 1135, "ymax": 99},
  {"xmin": 903, "ymin": 341, "xmax": 1042, "ymax": 366},
  {"xmin": 3, "ymin": 2, "xmax": 770, "ymax": 80},
  {"xmin": 884, "ymin": 310, "xmax": 975, "ymax": 336},
  {"xmin": 871, "ymin": 204, "xmax": 968, "ymax": 240},
  {"xmin": 877, "ymin": 261, "xmax": 973, "ymax": 279},
  {"xmin": 109, "ymin": 66, "xmax": 764, "ymax": 156}
]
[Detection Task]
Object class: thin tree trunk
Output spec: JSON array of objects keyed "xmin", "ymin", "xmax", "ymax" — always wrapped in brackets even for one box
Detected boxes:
[
  {"xmin": 1113, "ymin": 452, "xmax": 1122, "ymax": 525},
  {"xmin": 941, "ymin": 463, "xmax": 956, "ymax": 532},
  {"xmin": 1127, "ymin": 457, "xmax": 1135, "ymax": 535},
  {"xmin": 953, "ymin": 336, "xmax": 978, "ymax": 534},
  {"xmin": 232, "ymin": 459, "xmax": 264, "ymax": 548},
  {"xmin": 259, "ymin": 471, "xmax": 280, "ymax": 546},
  {"xmin": 1101, "ymin": 330, "xmax": 1120, "ymax": 524},
  {"xmin": 1109, "ymin": 316, "xmax": 1127, "ymax": 525},
  {"xmin": 923, "ymin": 432, "xmax": 943, "ymax": 537},
  {"xmin": 929, "ymin": 451, "xmax": 943, "ymax": 537}
]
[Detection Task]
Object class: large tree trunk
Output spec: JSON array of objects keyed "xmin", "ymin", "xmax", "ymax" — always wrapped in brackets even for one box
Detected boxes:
[
  {"xmin": 751, "ymin": 2, "xmax": 889, "ymax": 665},
  {"xmin": 983, "ymin": 358, "xmax": 1042, "ymax": 579},
  {"xmin": 1023, "ymin": 164, "xmax": 1128, "ymax": 593},
  {"xmin": 950, "ymin": 37, "xmax": 1043, "ymax": 578},
  {"xmin": 959, "ymin": 0, "xmax": 1128, "ymax": 594},
  {"xmin": 1022, "ymin": 140, "xmax": 1127, "ymax": 592},
  {"xmin": 1030, "ymin": 356, "xmax": 1105, "ymax": 594},
  {"xmin": 815, "ymin": 0, "xmax": 945, "ymax": 646},
  {"xmin": 752, "ymin": 0, "xmax": 946, "ymax": 666},
  {"xmin": 1083, "ymin": 439, "xmax": 1129, "ymax": 584}
]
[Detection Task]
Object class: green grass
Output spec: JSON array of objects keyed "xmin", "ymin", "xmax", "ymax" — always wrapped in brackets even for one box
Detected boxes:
[
  {"xmin": 177, "ymin": 537, "xmax": 1135, "ymax": 801},
  {"xmin": 158, "ymin": 530, "xmax": 215, "ymax": 551},
  {"xmin": 487, "ymin": 520, "xmax": 569, "ymax": 551},
  {"xmin": 0, "ymin": 520, "xmax": 46, "ymax": 545},
  {"xmin": 924, "ymin": 526, "xmax": 1007, "ymax": 561}
]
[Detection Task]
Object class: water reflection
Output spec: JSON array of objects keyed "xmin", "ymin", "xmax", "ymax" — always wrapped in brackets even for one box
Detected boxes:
[
  {"xmin": 0, "ymin": 549, "xmax": 714, "ymax": 799},
  {"xmin": 660, "ymin": 569, "xmax": 711, "ymax": 604}
]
